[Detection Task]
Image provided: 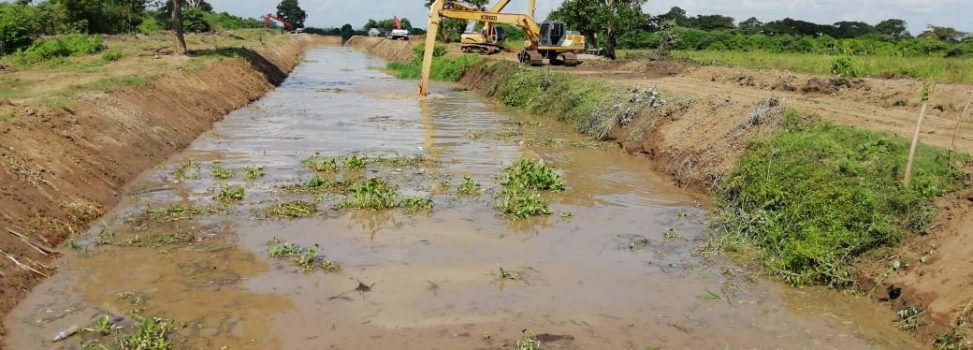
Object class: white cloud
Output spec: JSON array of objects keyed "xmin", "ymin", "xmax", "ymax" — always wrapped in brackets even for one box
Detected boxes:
[{"xmin": 207, "ymin": 0, "xmax": 973, "ymax": 35}]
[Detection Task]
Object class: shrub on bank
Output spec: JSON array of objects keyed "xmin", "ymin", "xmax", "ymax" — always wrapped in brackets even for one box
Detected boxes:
[
  {"xmin": 717, "ymin": 112, "xmax": 965, "ymax": 287},
  {"xmin": 7, "ymin": 34, "xmax": 103, "ymax": 66}
]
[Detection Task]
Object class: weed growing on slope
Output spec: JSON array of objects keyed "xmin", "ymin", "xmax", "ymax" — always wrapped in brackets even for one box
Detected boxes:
[
  {"xmin": 401, "ymin": 196, "xmax": 435, "ymax": 214},
  {"xmin": 896, "ymin": 307, "xmax": 925, "ymax": 331},
  {"xmin": 263, "ymin": 201, "xmax": 317, "ymax": 219},
  {"xmin": 716, "ymin": 112, "xmax": 965, "ymax": 287},
  {"xmin": 341, "ymin": 178, "xmax": 399, "ymax": 209},
  {"xmin": 211, "ymin": 164, "xmax": 234, "ymax": 180},
  {"xmin": 302, "ymin": 155, "xmax": 338, "ymax": 173},
  {"xmin": 343, "ymin": 155, "xmax": 367, "ymax": 170},
  {"xmin": 457, "ymin": 176, "xmax": 481, "ymax": 195},
  {"xmin": 243, "ymin": 165, "xmax": 265, "ymax": 180},
  {"xmin": 214, "ymin": 186, "xmax": 245, "ymax": 204}
]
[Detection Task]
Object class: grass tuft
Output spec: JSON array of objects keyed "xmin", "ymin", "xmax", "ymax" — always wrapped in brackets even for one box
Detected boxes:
[
  {"xmin": 214, "ymin": 186, "xmax": 245, "ymax": 204},
  {"xmin": 457, "ymin": 176, "xmax": 481, "ymax": 196},
  {"xmin": 502, "ymin": 159, "xmax": 566, "ymax": 191},
  {"xmin": 266, "ymin": 238, "xmax": 341, "ymax": 273},
  {"xmin": 341, "ymin": 178, "xmax": 399, "ymax": 209},
  {"xmin": 264, "ymin": 201, "xmax": 316, "ymax": 219},
  {"xmin": 120, "ymin": 317, "xmax": 173, "ymax": 350},
  {"xmin": 211, "ymin": 164, "xmax": 234, "ymax": 180},
  {"xmin": 302, "ymin": 155, "xmax": 338, "ymax": 173},
  {"xmin": 243, "ymin": 164, "xmax": 264, "ymax": 180},
  {"xmin": 343, "ymin": 155, "xmax": 367, "ymax": 170},
  {"xmin": 401, "ymin": 196, "xmax": 435, "ymax": 214}
]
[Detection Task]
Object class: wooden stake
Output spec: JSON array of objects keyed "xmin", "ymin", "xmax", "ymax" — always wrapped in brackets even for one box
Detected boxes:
[
  {"xmin": 904, "ymin": 100, "xmax": 929, "ymax": 186},
  {"xmin": 6, "ymin": 228, "xmax": 55, "ymax": 256},
  {"xmin": 948, "ymin": 92, "xmax": 973, "ymax": 162}
]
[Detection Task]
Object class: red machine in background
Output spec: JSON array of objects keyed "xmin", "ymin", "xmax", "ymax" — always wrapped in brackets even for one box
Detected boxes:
[{"xmin": 263, "ymin": 13, "xmax": 294, "ymax": 31}]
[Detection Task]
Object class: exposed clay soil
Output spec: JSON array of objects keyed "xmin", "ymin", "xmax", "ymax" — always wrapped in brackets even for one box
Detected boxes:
[
  {"xmin": 354, "ymin": 37, "xmax": 973, "ymax": 346},
  {"xmin": 0, "ymin": 34, "xmax": 338, "ymax": 340}
]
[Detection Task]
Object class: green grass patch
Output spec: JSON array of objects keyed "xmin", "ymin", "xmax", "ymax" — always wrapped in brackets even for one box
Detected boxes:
[
  {"xmin": 266, "ymin": 238, "xmax": 341, "ymax": 273},
  {"xmin": 342, "ymin": 155, "xmax": 367, "ymax": 170},
  {"xmin": 495, "ymin": 159, "xmax": 566, "ymax": 219},
  {"xmin": 386, "ymin": 47, "xmax": 483, "ymax": 81},
  {"xmin": 672, "ymin": 50, "xmax": 973, "ymax": 84},
  {"xmin": 341, "ymin": 178, "xmax": 399, "ymax": 209},
  {"xmin": 401, "ymin": 196, "xmax": 434, "ymax": 214},
  {"xmin": 6, "ymin": 34, "xmax": 104, "ymax": 67},
  {"xmin": 716, "ymin": 112, "xmax": 966, "ymax": 287},
  {"xmin": 211, "ymin": 164, "xmax": 234, "ymax": 180},
  {"xmin": 120, "ymin": 317, "xmax": 174, "ymax": 350},
  {"xmin": 243, "ymin": 164, "xmax": 264, "ymax": 180},
  {"xmin": 302, "ymin": 155, "xmax": 338, "ymax": 173},
  {"xmin": 457, "ymin": 176, "xmax": 481, "ymax": 195},
  {"xmin": 263, "ymin": 201, "xmax": 317, "ymax": 219},
  {"xmin": 101, "ymin": 49, "xmax": 124, "ymax": 62},
  {"xmin": 214, "ymin": 186, "xmax": 245, "ymax": 204}
]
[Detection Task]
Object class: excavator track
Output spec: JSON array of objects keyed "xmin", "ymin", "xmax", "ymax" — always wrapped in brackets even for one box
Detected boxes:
[{"xmin": 519, "ymin": 50, "xmax": 544, "ymax": 66}]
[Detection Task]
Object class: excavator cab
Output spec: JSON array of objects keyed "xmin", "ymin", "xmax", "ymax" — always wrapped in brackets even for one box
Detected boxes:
[{"xmin": 539, "ymin": 21, "xmax": 566, "ymax": 46}]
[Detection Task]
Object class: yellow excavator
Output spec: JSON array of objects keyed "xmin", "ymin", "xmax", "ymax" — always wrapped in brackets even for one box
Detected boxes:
[
  {"xmin": 418, "ymin": 0, "xmax": 586, "ymax": 96},
  {"xmin": 458, "ymin": 0, "xmax": 515, "ymax": 54}
]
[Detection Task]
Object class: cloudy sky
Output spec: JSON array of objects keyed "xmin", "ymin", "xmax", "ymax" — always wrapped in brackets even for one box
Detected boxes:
[{"xmin": 207, "ymin": 0, "xmax": 973, "ymax": 35}]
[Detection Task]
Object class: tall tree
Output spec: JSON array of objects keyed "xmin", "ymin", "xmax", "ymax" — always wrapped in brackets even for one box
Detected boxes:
[
  {"xmin": 423, "ymin": 0, "xmax": 487, "ymax": 42},
  {"xmin": 739, "ymin": 17, "xmax": 763, "ymax": 34},
  {"xmin": 550, "ymin": 0, "xmax": 647, "ymax": 59},
  {"xmin": 919, "ymin": 25, "xmax": 965, "ymax": 43},
  {"xmin": 875, "ymin": 19, "xmax": 909, "ymax": 38},
  {"xmin": 172, "ymin": 0, "xmax": 187, "ymax": 54},
  {"xmin": 690, "ymin": 14, "xmax": 735, "ymax": 31},
  {"xmin": 276, "ymin": 0, "xmax": 307, "ymax": 28}
]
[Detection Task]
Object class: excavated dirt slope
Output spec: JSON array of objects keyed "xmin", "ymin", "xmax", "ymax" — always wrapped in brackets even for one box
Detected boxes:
[
  {"xmin": 0, "ymin": 34, "xmax": 338, "ymax": 339},
  {"xmin": 352, "ymin": 36, "xmax": 973, "ymax": 345}
]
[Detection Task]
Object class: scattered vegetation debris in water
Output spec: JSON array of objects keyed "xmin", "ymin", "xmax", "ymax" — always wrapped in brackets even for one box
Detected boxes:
[
  {"xmin": 372, "ymin": 154, "xmax": 430, "ymax": 168},
  {"xmin": 214, "ymin": 186, "xmax": 245, "ymax": 204},
  {"xmin": 540, "ymin": 138, "xmax": 600, "ymax": 149},
  {"xmin": 263, "ymin": 201, "xmax": 317, "ymax": 219},
  {"xmin": 279, "ymin": 176, "xmax": 348, "ymax": 194},
  {"xmin": 457, "ymin": 176, "xmax": 481, "ymax": 196},
  {"xmin": 124, "ymin": 231, "xmax": 196, "ymax": 248},
  {"xmin": 120, "ymin": 317, "xmax": 174, "ymax": 350},
  {"xmin": 172, "ymin": 159, "xmax": 200, "ymax": 180},
  {"xmin": 315, "ymin": 87, "xmax": 345, "ymax": 93},
  {"xmin": 84, "ymin": 314, "xmax": 116, "ymax": 336},
  {"xmin": 342, "ymin": 155, "xmax": 367, "ymax": 170},
  {"xmin": 67, "ymin": 240, "xmax": 86, "ymax": 254},
  {"xmin": 502, "ymin": 159, "xmax": 566, "ymax": 192},
  {"xmin": 896, "ymin": 306, "xmax": 925, "ymax": 331},
  {"xmin": 95, "ymin": 228, "xmax": 114, "ymax": 246},
  {"xmin": 715, "ymin": 112, "xmax": 966, "ymax": 287},
  {"xmin": 302, "ymin": 155, "xmax": 338, "ymax": 173},
  {"xmin": 559, "ymin": 212, "xmax": 573, "ymax": 218},
  {"xmin": 467, "ymin": 129, "xmax": 520, "ymax": 141},
  {"xmin": 341, "ymin": 178, "xmax": 399, "ymax": 210},
  {"xmin": 516, "ymin": 329, "xmax": 541, "ymax": 350},
  {"xmin": 497, "ymin": 264, "xmax": 524, "ymax": 281},
  {"xmin": 355, "ymin": 280, "xmax": 375, "ymax": 295},
  {"xmin": 243, "ymin": 164, "xmax": 265, "ymax": 180},
  {"xmin": 134, "ymin": 204, "xmax": 228, "ymax": 223},
  {"xmin": 401, "ymin": 196, "xmax": 435, "ymax": 214},
  {"xmin": 663, "ymin": 228, "xmax": 680, "ymax": 240},
  {"xmin": 211, "ymin": 164, "xmax": 235, "ymax": 180},
  {"xmin": 614, "ymin": 234, "xmax": 651, "ymax": 252},
  {"xmin": 266, "ymin": 238, "xmax": 341, "ymax": 273}
]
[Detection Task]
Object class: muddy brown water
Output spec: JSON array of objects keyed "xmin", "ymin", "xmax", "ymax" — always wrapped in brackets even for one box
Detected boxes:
[{"xmin": 6, "ymin": 48, "xmax": 918, "ymax": 349}]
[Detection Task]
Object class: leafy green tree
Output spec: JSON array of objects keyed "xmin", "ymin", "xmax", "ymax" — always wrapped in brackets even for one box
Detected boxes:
[
  {"xmin": 919, "ymin": 25, "xmax": 967, "ymax": 43},
  {"xmin": 52, "ymin": 0, "xmax": 147, "ymax": 34},
  {"xmin": 340, "ymin": 23, "xmax": 353, "ymax": 42},
  {"xmin": 875, "ymin": 19, "xmax": 909, "ymax": 39},
  {"xmin": 276, "ymin": 0, "xmax": 306, "ymax": 28},
  {"xmin": 550, "ymin": 0, "xmax": 647, "ymax": 59},
  {"xmin": 832, "ymin": 21, "xmax": 874, "ymax": 38},
  {"xmin": 689, "ymin": 14, "xmax": 734, "ymax": 31},
  {"xmin": 0, "ymin": 3, "xmax": 42, "ymax": 54},
  {"xmin": 364, "ymin": 18, "xmax": 413, "ymax": 31},
  {"xmin": 182, "ymin": 7, "xmax": 209, "ymax": 32},
  {"xmin": 655, "ymin": 6, "xmax": 687, "ymax": 26},
  {"xmin": 739, "ymin": 17, "xmax": 763, "ymax": 34},
  {"xmin": 424, "ymin": 0, "xmax": 487, "ymax": 42}
]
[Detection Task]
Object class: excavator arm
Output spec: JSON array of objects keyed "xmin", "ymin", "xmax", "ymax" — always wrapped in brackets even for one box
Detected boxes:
[{"xmin": 419, "ymin": 0, "xmax": 541, "ymax": 96}]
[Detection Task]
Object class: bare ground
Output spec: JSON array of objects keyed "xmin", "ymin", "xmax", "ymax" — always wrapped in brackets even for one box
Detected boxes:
[
  {"xmin": 351, "ymin": 37, "xmax": 973, "ymax": 346},
  {"xmin": 0, "ymin": 34, "xmax": 338, "ymax": 340}
]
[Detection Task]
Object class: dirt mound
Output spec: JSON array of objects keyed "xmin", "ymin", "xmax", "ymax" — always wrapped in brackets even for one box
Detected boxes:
[
  {"xmin": 346, "ymin": 36, "xmax": 418, "ymax": 62},
  {"xmin": 0, "ymin": 35, "xmax": 325, "ymax": 340}
]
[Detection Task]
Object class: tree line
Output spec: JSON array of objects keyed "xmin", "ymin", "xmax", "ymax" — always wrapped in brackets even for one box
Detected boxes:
[{"xmin": 547, "ymin": 1, "xmax": 972, "ymax": 58}]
